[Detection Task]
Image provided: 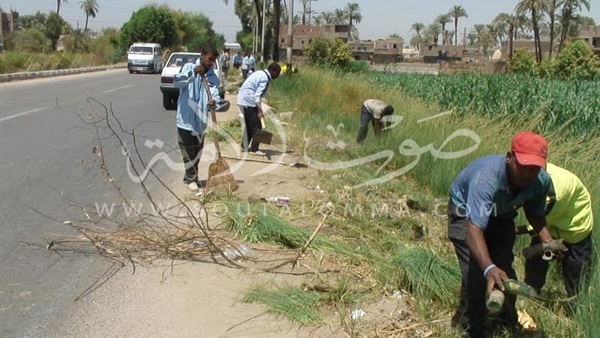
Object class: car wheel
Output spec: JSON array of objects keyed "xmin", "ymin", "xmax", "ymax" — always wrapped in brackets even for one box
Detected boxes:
[
  {"xmin": 129, "ymin": 70, "xmax": 133, "ymax": 74},
  {"xmin": 163, "ymin": 93, "xmax": 172, "ymax": 109}
]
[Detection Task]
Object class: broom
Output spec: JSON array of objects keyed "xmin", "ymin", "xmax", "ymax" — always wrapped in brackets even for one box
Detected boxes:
[{"xmin": 200, "ymin": 75, "xmax": 239, "ymax": 192}]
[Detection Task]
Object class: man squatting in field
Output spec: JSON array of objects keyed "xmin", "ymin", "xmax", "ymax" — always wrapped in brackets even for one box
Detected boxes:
[{"xmin": 447, "ymin": 132, "xmax": 564, "ymax": 338}]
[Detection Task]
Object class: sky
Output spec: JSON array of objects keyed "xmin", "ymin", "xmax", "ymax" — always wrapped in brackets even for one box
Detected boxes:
[{"xmin": 2, "ymin": 0, "xmax": 599, "ymax": 44}]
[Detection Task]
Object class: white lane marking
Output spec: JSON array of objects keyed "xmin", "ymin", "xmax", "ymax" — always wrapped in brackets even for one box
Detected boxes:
[
  {"xmin": 0, "ymin": 107, "xmax": 48, "ymax": 123},
  {"xmin": 103, "ymin": 85, "xmax": 133, "ymax": 93}
]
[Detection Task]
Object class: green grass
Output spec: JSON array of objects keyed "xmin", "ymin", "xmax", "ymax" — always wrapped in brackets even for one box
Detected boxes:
[
  {"xmin": 0, "ymin": 51, "xmax": 118, "ymax": 73},
  {"xmin": 236, "ymin": 67, "xmax": 598, "ymax": 337},
  {"xmin": 243, "ymin": 285, "xmax": 324, "ymax": 325}
]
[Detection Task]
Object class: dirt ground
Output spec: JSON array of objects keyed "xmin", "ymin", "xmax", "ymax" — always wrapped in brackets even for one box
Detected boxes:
[{"xmin": 54, "ymin": 91, "xmax": 420, "ymax": 338}]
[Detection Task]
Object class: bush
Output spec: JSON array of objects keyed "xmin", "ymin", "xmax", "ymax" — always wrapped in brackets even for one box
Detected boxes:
[
  {"xmin": 508, "ymin": 49, "xmax": 537, "ymax": 76},
  {"xmin": 305, "ymin": 37, "xmax": 353, "ymax": 69},
  {"xmin": 4, "ymin": 29, "xmax": 52, "ymax": 53},
  {"xmin": 553, "ymin": 40, "xmax": 600, "ymax": 80}
]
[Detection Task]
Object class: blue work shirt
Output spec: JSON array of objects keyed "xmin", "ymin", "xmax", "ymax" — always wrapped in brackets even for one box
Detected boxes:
[
  {"xmin": 450, "ymin": 155, "xmax": 550, "ymax": 229},
  {"xmin": 237, "ymin": 70, "xmax": 272, "ymax": 107},
  {"xmin": 173, "ymin": 60, "xmax": 219, "ymax": 135}
]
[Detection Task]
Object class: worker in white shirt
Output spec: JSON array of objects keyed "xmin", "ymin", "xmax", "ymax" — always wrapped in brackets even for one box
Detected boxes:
[{"xmin": 356, "ymin": 99, "xmax": 394, "ymax": 143}]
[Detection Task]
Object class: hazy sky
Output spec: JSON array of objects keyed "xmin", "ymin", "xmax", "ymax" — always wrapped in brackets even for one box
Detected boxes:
[{"xmin": 3, "ymin": 0, "xmax": 599, "ymax": 43}]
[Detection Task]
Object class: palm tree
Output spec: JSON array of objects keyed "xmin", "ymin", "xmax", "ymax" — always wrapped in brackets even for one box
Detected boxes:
[
  {"xmin": 493, "ymin": 13, "xmax": 520, "ymax": 59},
  {"xmin": 448, "ymin": 5, "xmax": 468, "ymax": 45},
  {"xmin": 345, "ymin": 2, "xmax": 362, "ymax": 41},
  {"xmin": 435, "ymin": 14, "xmax": 452, "ymax": 45},
  {"xmin": 425, "ymin": 23, "xmax": 442, "ymax": 45},
  {"xmin": 557, "ymin": 0, "xmax": 590, "ymax": 52},
  {"xmin": 79, "ymin": 0, "xmax": 99, "ymax": 32},
  {"xmin": 547, "ymin": 0, "xmax": 558, "ymax": 58},
  {"xmin": 516, "ymin": 0, "xmax": 548, "ymax": 63},
  {"xmin": 56, "ymin": 0, "xmax": 68, "ymax": 15},
  {"xmin": 317, "ymin": 11, "xmax": 335, "ymax": 24},
  {"xmin": 411, "ymin": 22, "xmax": 425, "ymax": 49},
  {"xmin": 333, "ymin": 8, "xmax": 346, "ymax": 24}
]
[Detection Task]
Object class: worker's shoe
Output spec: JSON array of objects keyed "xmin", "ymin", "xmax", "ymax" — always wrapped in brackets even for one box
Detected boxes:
[
  {"xmin": 187, "ymin": 181, "xmax": 199, "ymax": 191},
  {"xmin": 249, "ymin": 150, "xmax": 266, "ymax": 156}
]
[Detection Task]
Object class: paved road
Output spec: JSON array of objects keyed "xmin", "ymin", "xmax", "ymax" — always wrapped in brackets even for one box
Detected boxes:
[{"xmin": 0, "ymin": 70, "xmax": 181, "ymax": 337}]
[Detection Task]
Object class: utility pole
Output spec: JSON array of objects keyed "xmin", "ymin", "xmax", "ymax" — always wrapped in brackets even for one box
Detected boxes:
[
  {"xmin": 286, "ymin": 0, "xmax": 294, "ymax": 69},
  {"xmin": 260, "ymin": 0, "xmax": 266, "ymax": 65}
]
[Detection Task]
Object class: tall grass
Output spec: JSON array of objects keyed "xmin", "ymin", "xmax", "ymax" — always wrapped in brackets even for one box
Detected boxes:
[
  {"xmin": 266, "ymin": 67, "xmax": 599, "ymax": 337},
  {"xmin": 0, "ymin": 51, "xmax": 119, "ymax": 74}
]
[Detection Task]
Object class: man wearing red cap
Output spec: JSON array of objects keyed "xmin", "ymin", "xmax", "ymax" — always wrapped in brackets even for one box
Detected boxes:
[{"xmin": 447, "ymin": 132, "xmax": 560, "ymax": 338}]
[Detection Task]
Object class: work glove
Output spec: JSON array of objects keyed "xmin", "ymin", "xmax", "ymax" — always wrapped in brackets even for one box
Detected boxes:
[{"xmin": 522, "ymin": 238, "xmax": 568, "ymax": 259}]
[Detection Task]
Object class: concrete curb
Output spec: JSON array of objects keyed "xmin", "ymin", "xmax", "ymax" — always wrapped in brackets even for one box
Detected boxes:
[{"xmin": 0, "ymin": 63, "xmax": 127, "ymax": 83}]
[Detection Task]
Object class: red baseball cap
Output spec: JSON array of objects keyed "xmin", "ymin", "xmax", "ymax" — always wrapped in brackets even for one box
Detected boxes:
[{"xmin": 511, "ymin": 132, "xmax": 548, "ymax": 168}]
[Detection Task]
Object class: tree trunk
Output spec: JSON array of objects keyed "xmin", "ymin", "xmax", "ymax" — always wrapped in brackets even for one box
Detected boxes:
[
  {"xmin": 348, "ymin": 18, "xmax": 352, "ymax": 41},
  {"xmin": 56, "ymin": 0, "xmax": 61, "ymax": 14},
  {"xmin": 558, "ymin": 7, "xmax": 571, "ymax": 52},
  {"xmin": 454, "ymin": 19, "xmax": 458, "ymax": 45},
  {"xmin": 549, "ymin": 0, "xmax": 556, "ymax": 58},
  {"xmin": 532, "ymin": 9, "xmax": 542, "ymax": 63},
  {"xmin": 272, "ymin": 0, "xmax": 281, "ymax": 62},
  {"xmin": 84, "ymin": 15, "xmax": 89, "ymax": 31},
  {"xmin": 509, "ymin": 25, "xmax": 514, "ymax": 60}
]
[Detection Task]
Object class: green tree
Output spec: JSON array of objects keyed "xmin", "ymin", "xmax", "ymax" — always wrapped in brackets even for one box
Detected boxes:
[
  {"xmin": 425, "ymin": 23, "xmax": 442, "ymax": 45},
  {"xmin": 493, "ymin": 13, "xmax": 521, "ymax": 59},
  {"xmin": 345, "ymin": 2, "xmax": 362, "ymax": 41},
  {"xmin": 553, "ymin": 40, "xmax": 600, "ymax": 79},
  {"xmin": 448, "ymin": 5, "xmax": 468, "ymax": 45},
  {"xmin": 411, "ymin": 22, "xmax": 425, "ymax": 49},
  {"xmin": 557, "ymin": 0, "xmax": 590, "ymax": 52},
  {"xmin": 18, "ymin": 12, "xmax": 48, "ymax": 30},
  {"xmin": 45, "ymin": 12, "xmax": 71, "ymax": 50},
  {"xmin": 79, "ymin": 0, "xmax": 99, "ymax": 31},
  {"xmin": 435, "ymin": 14, "xmax": 452, "ymax": 45},
  {"xmin": 171, "ymin": 10, "xmax": 224, "ymax": 52},
  {"xmin": 547, "ymin": 0, "xmax": 558, "ymax": 58},
  {"xmin": 119, "ymin": 5, "xmax": 177, "ymax": 50},
  {"xmin": 516, "ymin": 0, "xmax": 548, "ymax": 63},
  {"xmin": 509, "ymin": 48, "xmax": 538, "ymax": 75},
  {"xmin": 305, "ymin": 37, "xmax": 352, "ymax": 68}
]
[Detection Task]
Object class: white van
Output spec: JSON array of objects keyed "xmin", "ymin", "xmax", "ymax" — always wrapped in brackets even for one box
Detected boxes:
[{"xmin": 127, "ymin": 43, "xmax": 163, "ymax": 74}]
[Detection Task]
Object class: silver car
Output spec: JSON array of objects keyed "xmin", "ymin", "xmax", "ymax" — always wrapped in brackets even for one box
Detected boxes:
[{"xmin": 159, "ymin": 52, "xmax": 226, "ymax": 110}]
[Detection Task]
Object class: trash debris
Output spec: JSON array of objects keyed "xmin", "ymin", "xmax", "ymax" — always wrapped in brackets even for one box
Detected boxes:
[
  {"xmin": 223, "ymin": 244, "xmax": 258, "ymax": 260},
  {"xmin": 350, "ymin": 309, "xmax": 366, "ymax": 320},
  {"xmin": 267, "ymin": 196, "xmax": 290, "ymax": 207},
  {"xmin": 392, "ymin": 290, "xmax": 404, "ymax": 299},
  {"xmin": 192, "ymin": 240, "xmax": 207, "ymax": 249},
  {"xmin": 518, "ymin": 310, "xmax": 538, "ymax": 332},
  {"xmin": 248, "ymin": 194, "xmax": 267, "ymax": 203}
]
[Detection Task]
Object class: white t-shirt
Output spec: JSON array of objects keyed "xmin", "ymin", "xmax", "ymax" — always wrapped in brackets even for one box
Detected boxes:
[{"xmin": 364, "ymin": 99, "xmax": 389, "ymax": 119}]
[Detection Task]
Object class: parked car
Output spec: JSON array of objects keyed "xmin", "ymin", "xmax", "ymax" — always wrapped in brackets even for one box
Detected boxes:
[
  {"xmin": 127, "ymin": 43, "xmax": 163, "ymax": 74},
  {"xmin": 159, "ymin": 52, "xmax": 226, "ymax": 110}
]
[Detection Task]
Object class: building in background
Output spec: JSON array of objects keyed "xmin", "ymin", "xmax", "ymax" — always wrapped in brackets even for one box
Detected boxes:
[
  {"xmin": 577, "ymin": 25, "xmax": 600, "ymax": 57},
  {"xmin": 1, "ymin": 10, "xmax": 19, "ymax": 52},
  {"xmin": 278, "ymin": 24, "xmax": 349, "ymax": 56}
]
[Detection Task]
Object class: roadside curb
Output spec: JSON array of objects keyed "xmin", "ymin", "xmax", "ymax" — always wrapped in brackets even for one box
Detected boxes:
[{"xmin": 0, "ymin": 63, "xmax": 127, "ymax": 83}]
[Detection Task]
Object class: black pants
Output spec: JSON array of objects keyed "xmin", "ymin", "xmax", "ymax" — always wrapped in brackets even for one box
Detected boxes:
[
  {"xmin": 177, "ymin": 128, "xmax": 204, "ymax": 184},
  {"xmin": 448, "ymin": 202, "xmax": 518, "ymax": 338},
  {"xmin": 240, "ymin": 105, "xmax": 261, "ymax": 152},
  {"xmin": 356, "ymin": 104, "xmax": 392, "ymax": 143},
  {"xmin": 242, "ymin": 69, "xmax": 249, "ymax": 79},
  {"xmin": 525, "ymin": 233, "xmax": 592, "ymax": 299}
]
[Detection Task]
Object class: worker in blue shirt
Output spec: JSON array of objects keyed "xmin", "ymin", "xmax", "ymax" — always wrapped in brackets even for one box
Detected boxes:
[
  {"xmin": 173, "ymin": 45, "xmax": 218, "ymax": 191},
  {"xmin": 447, "ymin": 132, "xmax": 561, "ymax": 338},
  {"xmin": 237, "ymin": 63, "xmax": 281, "ymax": 156}
]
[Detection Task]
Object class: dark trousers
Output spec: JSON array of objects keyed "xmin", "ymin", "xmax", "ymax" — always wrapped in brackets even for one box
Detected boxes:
[
  {"xmin": 525, "ymin": 233, "xmax": 593, "ymax": 299},
  {"xmin": 240, "ymin": 105, "xmax": 261, "ymax": 152},
  {"xmin": 356, "ymin": 104, "xmax": 392, "ymax": 143},
  {"xmin": 242, "ymin": 69, "xmax": 249, "ymax": 79},
  {"xmin": 177, "ymin": 127, "xmax": 204, "ymax": 184},
  {"xmin": 448, "ymin": 202, "xmax": 518, "ymax": 338}
]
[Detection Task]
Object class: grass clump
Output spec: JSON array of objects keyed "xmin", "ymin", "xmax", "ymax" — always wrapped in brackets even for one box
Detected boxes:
[{"xmin": 243, "ymin": 285, "xmax": 324, "ymax": 325}]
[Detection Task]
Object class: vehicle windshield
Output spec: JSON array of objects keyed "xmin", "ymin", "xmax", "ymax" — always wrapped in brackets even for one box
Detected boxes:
[
  {"xmin": 167, "ymin": 54, "xmax": 200, "ymax": 67},
  {"xmin": 129, "ymin": 46, "xmax": 153, "ymax": 55}
]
